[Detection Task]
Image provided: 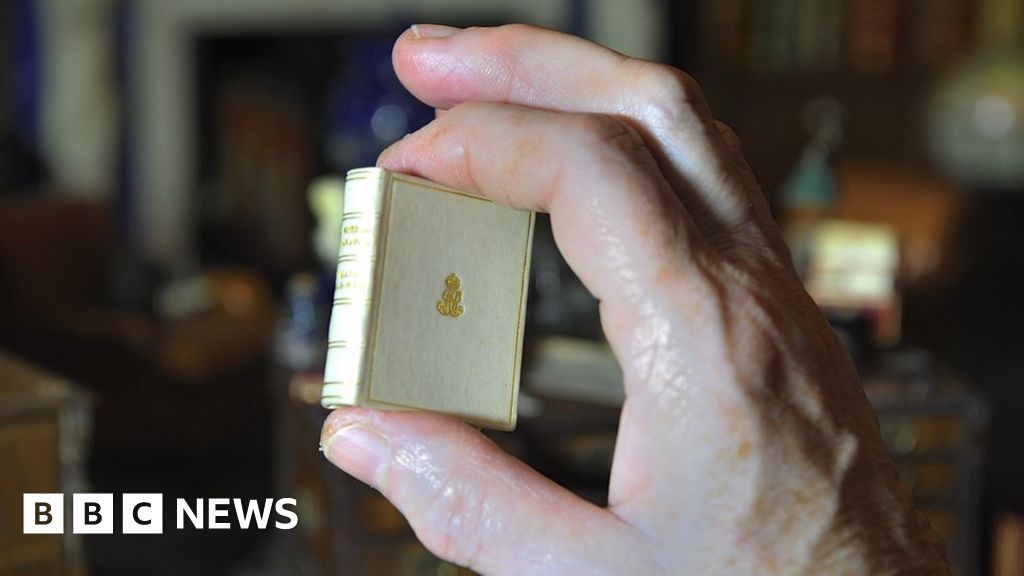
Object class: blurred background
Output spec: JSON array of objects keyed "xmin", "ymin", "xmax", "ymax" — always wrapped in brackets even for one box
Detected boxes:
[{"xmin": 1, "ymin": 0, "xmax": 1023, "ymax": 574}]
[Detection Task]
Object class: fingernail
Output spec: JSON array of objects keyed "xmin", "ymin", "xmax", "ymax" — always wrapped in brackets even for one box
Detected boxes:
[
  {"xmin": 410, "ymin": 24, "xmax": 460, "ymax": 39},
  {"xmin": 323, "ymin": 424, "xmax": 390, "ymax": 487}
]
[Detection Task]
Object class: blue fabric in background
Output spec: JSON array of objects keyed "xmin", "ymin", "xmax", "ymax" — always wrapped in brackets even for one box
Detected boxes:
[
  {"xmin": 568, "ymin": 0, "xmax": 590, "ymax": 39},
  {"xmin": 10, "ymin": 0, "xmax": 41, "ymax": 145},
  {"xmin": 114, "ymin": 1, "xmax": 134, "ymax": 240}
]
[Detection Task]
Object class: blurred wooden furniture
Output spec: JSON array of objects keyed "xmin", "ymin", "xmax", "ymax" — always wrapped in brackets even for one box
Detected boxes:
[
  {"xmin": 0, "ymin": 198, "xmax": 275, "ymax": 455},
  {"xmin": 994, "ymin": 513, "xmax": 1024, "ymax": 576},
  {"xmin": 0, "ymin": 351, "xmax": 90, "ymax": 576},
  {"xmin": 835, "ymin": 164, "xmax": 962, "ymax": 288},
  {"xmin": 864, "ymin": 356, "xmax": 986, "ymax": 576}
]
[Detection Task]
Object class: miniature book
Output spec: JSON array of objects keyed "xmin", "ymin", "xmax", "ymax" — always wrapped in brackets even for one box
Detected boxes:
[{"xmin": 322, "ymin": 168, "xmax": 535, "ymax": 430}]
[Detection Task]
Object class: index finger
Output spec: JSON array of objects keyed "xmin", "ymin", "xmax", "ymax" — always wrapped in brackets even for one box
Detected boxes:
[
  {"xmin": 394, "ymin": 24, "xmax": 773, "ymax": 239},
  {"xmin": 378, "ymin": 102, "xmax": 711, "ymax": 362}
]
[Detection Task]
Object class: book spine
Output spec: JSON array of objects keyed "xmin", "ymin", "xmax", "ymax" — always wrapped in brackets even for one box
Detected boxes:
[
  {"xmin": 848, "ymin": 0, "xmax": 901, "ymax": 75},
  {"xmin": 977, "ymin": 0, "xmax": 1023, "ymax": 50},
  {"xmin": 749, "ymin": 0, "xmax": 798, "ymax": 73},
  {"xmin": 321, "ymin": 168, "xmax": 388, "ymax": 408},
  {"xmin": 701, "ymin": 0, "xmax": 746, "ymax": 71},
  {"xmin": 886, "ymin": 0, "xmax": 974, "ymax": 70},
  {"xmin": 796, "ymin": 0, "xmax": 842, "ymax": 70}
]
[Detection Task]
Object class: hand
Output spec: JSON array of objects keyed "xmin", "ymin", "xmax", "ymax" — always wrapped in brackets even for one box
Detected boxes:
[{"xmin": 321, "ymin": 24, "xmax": 949, "ymax": 575}]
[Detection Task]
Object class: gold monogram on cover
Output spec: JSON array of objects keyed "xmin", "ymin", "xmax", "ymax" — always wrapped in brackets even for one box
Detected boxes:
[
  {"xmin": 436, "ymin": 273, "xmax": 464, "ymax": 318},
  {"xmin": 322, "ymin": 168, "xmax": 535, "ymax": 430}
]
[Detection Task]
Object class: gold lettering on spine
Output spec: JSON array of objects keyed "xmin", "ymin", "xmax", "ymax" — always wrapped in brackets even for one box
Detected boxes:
[
  {"xmin": 322, "ymin": 171, "xmax": 385, "ymax": 408},
  {"xmin": 436, "ymin": 273, "xmax": 465, "ymax": 318}
]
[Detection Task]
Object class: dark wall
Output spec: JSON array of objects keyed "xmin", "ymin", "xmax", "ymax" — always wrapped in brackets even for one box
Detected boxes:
[{"xmin": 935, "ymin": 194, "xmax": 1024, "ymax": 512}]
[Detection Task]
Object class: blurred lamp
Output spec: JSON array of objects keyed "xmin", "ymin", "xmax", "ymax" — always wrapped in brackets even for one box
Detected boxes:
[{"xmin": 927, "ymin": 0, "xmax": 1024, "ymax": 191}]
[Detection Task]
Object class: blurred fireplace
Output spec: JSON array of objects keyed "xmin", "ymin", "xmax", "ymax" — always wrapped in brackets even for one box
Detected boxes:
[
  {"xmin": 129, "ymin": 0, "xmax": 664, "ymax": 275},
  {"xmin": 194, "ymin": 31, "xmax": 371, "ymax": 287}
]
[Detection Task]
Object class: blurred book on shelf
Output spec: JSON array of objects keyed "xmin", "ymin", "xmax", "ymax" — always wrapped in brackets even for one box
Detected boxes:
[
  {"xmin": 699, "ymin": 0, "xmax": 983, "ymax": 75},
  {"xmin": 848, "ymin": 0, "xmax": 902, "ymax": 74},
  {"xmin": 915, "ymin": 0, "xmax": 975, "ymax": 68},
  {"xmin": 700, "ymin": 0, "xmax": 746, "ymax": 69},
  {"xmin": 796, "ymin": 0, "xmax": 843, "ymax": 70}
]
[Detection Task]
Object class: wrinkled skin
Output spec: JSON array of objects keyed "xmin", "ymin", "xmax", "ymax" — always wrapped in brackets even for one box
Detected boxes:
[{"xmin": 321, "ymin": 24, "xmax": 950, "ymax": 575}]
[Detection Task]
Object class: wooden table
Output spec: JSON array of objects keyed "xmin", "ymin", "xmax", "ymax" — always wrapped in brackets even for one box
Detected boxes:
[{"xmin": 0, "ymin": 351, "xmax": 91, "ymax": 576}]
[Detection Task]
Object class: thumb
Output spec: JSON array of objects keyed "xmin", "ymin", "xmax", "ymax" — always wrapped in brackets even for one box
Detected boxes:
[{"xmin": 321, "ymin": 408, "xmax": 645, "ymax": 575}]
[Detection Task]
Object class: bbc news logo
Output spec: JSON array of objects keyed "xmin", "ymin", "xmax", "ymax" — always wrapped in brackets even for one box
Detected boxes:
[{"xmin": 24, "ymin": 494, "xmax": 298, "ymax": 534}]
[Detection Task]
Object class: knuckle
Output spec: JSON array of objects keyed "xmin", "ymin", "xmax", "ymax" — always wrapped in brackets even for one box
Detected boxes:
[
  {"xmin": 491, "ymin": 22, "xmax": 539, "ymax": 39},
  {"xmin": 568, "ymin": 113, "xmax": 649, "ymax": 163},
  {"xmin": 713, "ymin": 222, "xmax": 764, "ymax": 260},
  {"xmin": 629, "ymin": 60, "xmax": 705, "ymax": 124},
  {"xmin": 719, "ymin": 238, "xmax": 793, "ymax": 293},
  {"xmin": 715, "ymin": 120, "xmax": 742, "ymax": 147},
  {"xmin": 481, "ymin": 25, "xmax": 541, "ymax": 96},
  {"xmin": 417, "ymin": 476, "xmax": 490, "ymax": 568}
]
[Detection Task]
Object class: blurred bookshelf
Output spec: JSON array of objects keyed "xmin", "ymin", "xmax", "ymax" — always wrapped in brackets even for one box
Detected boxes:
[{"xmin": 671, "ymin": 0, "xmax": 1017, "ymax": 201}]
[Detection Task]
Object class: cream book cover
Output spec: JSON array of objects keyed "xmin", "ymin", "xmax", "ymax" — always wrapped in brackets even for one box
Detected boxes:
[{"xmin": 322, "ymin": 168, "xmax": 535, "ymax": 430}]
